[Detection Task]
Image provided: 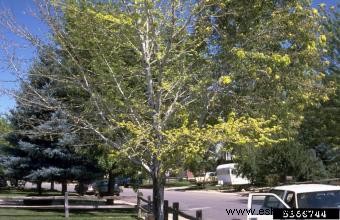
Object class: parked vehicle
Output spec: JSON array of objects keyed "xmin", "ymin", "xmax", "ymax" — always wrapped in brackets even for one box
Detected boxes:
[
  {"xmin": 115, "ymin": 176, "xmax": 143, "ymax": 188},
  {"xmin": 93, "ymin": 179, "xmax": 122, "ymax": 196},
  {"xmin": 74, "ymin": 183, "xmax": 94, "ymax": 195},
  {"xmin": 216, "ymin": 163, "xmax": 250, "ymax": 185},
  {"xmin": 195, "ymin": 172, "xmax": 217, "ymax": 184},
  {"xmin": 115, "ymin": 177, "xmax": 132, "ymax": 187},
  {"xmin": 247, "ymin": 184, "xmax": 340, "ymax": 220}
]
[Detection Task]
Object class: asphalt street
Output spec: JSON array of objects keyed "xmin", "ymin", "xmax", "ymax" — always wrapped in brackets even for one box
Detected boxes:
[{"xmin": 121, "ymin": 188, "xmax": 248, "ymax": 220}]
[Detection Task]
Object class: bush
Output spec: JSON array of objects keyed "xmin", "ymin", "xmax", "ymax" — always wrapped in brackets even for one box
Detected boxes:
[
  {"xmin": 235, "ymin": 141, "xmax": 329, "ymax": 186},
  {"xmin": 264, "ymin": 174, "xmax": 281, "ymax": 186}
]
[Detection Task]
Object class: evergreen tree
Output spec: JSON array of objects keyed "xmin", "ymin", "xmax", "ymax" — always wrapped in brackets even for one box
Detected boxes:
[
  {"xmin": 0, "ymin": 118, "xmax": 11, "ymax": 185},
  {"xmin": 2, "ymin": 48, "xmax": 102, "ymax": 194}
]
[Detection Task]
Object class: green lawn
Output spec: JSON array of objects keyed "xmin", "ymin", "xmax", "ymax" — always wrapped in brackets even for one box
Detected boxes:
[
  {"xmin": 141, "ymin": 179, "xmax": 193, "ymax": 188},
  {"xmin": 0, "ymin": 208, "xmax": 137, "ymax": 220}
]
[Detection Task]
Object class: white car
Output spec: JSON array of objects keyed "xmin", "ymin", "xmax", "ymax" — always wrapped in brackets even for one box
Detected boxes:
[{"xmin": 247, "ymin": 184, "xmax": 340, "ymax": 220}]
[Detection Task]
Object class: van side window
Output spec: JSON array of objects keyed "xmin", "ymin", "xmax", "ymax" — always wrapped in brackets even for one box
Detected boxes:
[
  {"xmin": 284, "ymin": 191, "xmax": 296, "ymax": 208},
  {"xmin": 251, "ymin": 194, "xmax": 286, "ymax": 214},
  {"xmin": 217, "ymin": 169, "xmax": 227, "ymax": 176},
  {"xmin": 270, "ymin": 190, "xmax": 285, "ymax": 199}
]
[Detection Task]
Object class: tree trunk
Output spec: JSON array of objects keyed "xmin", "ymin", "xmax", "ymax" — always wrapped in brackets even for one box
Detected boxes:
[
  {"xmin": 152, "ymin": 172, "xmax": 165, "ymax": 220},
  {"xmin": 78, "ymin": 181, "xmax": 85, "ymax": 196},
  {"xmin": 50, "ymin": 181, "xmax": 54, "ymax": 191},
  {"xmin": 106, "ymin": 171, "xmax": 115, "ymax": 205},
  {"xmin": 61, "ymin": 181, "xmax": 67, "ymax": 194},
  {"xmin": 11, "ymin": 179, "xmax": 18, "ymax": 187},
  {"xmin": 37, "ymin": 181, "xmax": 42, "ymax": 195}
]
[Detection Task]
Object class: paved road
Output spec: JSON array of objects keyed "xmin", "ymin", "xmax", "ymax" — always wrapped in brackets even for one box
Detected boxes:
[{"xmin": 121, "ymin": 188, "xmax": 248, "ymax": 220}]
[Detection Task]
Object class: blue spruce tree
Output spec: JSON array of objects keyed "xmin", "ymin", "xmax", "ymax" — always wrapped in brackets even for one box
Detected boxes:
[{"xmin": 2, "ymin": 47, "xmax": 102, "ymax": 194}]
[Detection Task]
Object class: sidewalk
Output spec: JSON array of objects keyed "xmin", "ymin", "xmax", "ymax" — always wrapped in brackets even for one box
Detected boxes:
[
  {"xmin": 164, "ymin": 185, "xmax": 271, "ymax": 195},
  {"xmin": 164, "ymin": 185, "xmax": 241, "ymax": 196},
  {"xmin": 164, "ymin": 186, "xmax": 194, "ymax": 191},
  {"xmin": 142, "ymin": 213, "xmax": 187, "ymax": 220}
]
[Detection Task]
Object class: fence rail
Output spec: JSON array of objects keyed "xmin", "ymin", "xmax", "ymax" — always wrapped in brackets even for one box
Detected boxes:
[{"xmin": 137, "ymin": 192, "xmax": 202, "ymax": 220}]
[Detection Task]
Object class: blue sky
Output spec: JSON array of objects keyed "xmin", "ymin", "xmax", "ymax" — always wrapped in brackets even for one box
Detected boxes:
[
  {"xmin": 0, "ymin": 0, "xmax": 50, "ymax": 115},
  {"xmin": 0, "ymin": 0, "xmax": 338, "ymax": 115}
]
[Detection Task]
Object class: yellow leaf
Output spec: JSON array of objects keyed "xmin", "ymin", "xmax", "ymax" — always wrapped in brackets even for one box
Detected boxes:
[
  {"xmin": 236, "ymin": 49, "xmax": 246, "ymax": 59},
  {"xmin": 312, "ymin": 8, "xmax": 319, "ymax": 16},
  {"xmin": 219, "ymin": 76, "xmax": 232, "ymax": 85},
  {"xmin": 319, "ymin": 35, "xmax": 327, "ymax": 44}
]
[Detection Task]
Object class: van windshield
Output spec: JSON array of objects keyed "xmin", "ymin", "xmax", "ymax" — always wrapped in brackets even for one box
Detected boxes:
[{"xmin": 297, "ymin": 190, "xmax": 340, "ymax": 208}]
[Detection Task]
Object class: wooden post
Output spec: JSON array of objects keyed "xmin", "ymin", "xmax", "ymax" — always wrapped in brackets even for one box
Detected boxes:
[
  {"xmin": 164, "ymin": 200, "xmax": 168, "ymax": 220},
  {"xmin": 173, "ymin": 202, "xmax": 179, "ymax": 220},
  {"xmin": 62, "ymin": 181, "xmax": 67, "ymax": 194},
  {"xmin": 147, "ymin": 195, "xmax": 152, "ymax": 212},
  {"xmin": 50, "ymin": 181, "xmax": 54, "ymax": 191},
  {"xmin": 37, "ymin": 181, "xmax": 42, "ymax": 195},
  {"xmin": 64, "ymin": 191, "xmax": 69, "ymax": 218},
  {"xmin": 196, "ymin": 210, "xmax": 202, "ymax": 220},
  {"xmin": 137, "ymin": 192, "xmax": 142, "ymax": 219}
]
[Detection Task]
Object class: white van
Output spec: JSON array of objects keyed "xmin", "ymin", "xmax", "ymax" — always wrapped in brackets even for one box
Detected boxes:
[{"xmin": 216, "ymin": 163, "xmax": 250, "ymax": 185}]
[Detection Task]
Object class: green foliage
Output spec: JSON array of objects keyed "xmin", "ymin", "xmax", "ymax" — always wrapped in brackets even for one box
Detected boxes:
[
  {"xmin": 0, "ymin": 117, "xmax": 11, "ymax": 174},
  {"xmin": 209, "ymin": 0, "xmax": 335, "ymax": 184},
  {"xmin": 217, "ymin": 0, "xmax": 330, "ymax": 119},
  {"xmin": 0, "ymin": 117, "xmax": 11, "ymax": 147},
  {"xmin": 298, "ymin": 4, "xmax": 340, "ymax": 178},
  {"xmin": 235, "ymin": 141, "xmax": 328, "ymax": 185}
]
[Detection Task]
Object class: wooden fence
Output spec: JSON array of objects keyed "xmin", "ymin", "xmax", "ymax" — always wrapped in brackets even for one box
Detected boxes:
[
  {"xmin": 137, "ymin": 192, "xmax": 202, "ymax": 220},
  {"xmin": 0, "ymin": 192, "xmax": 132, "ymax": 218},
  {"xmin": 58, "ymin": 192, "xmax": 125, "ymax": 218}
]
